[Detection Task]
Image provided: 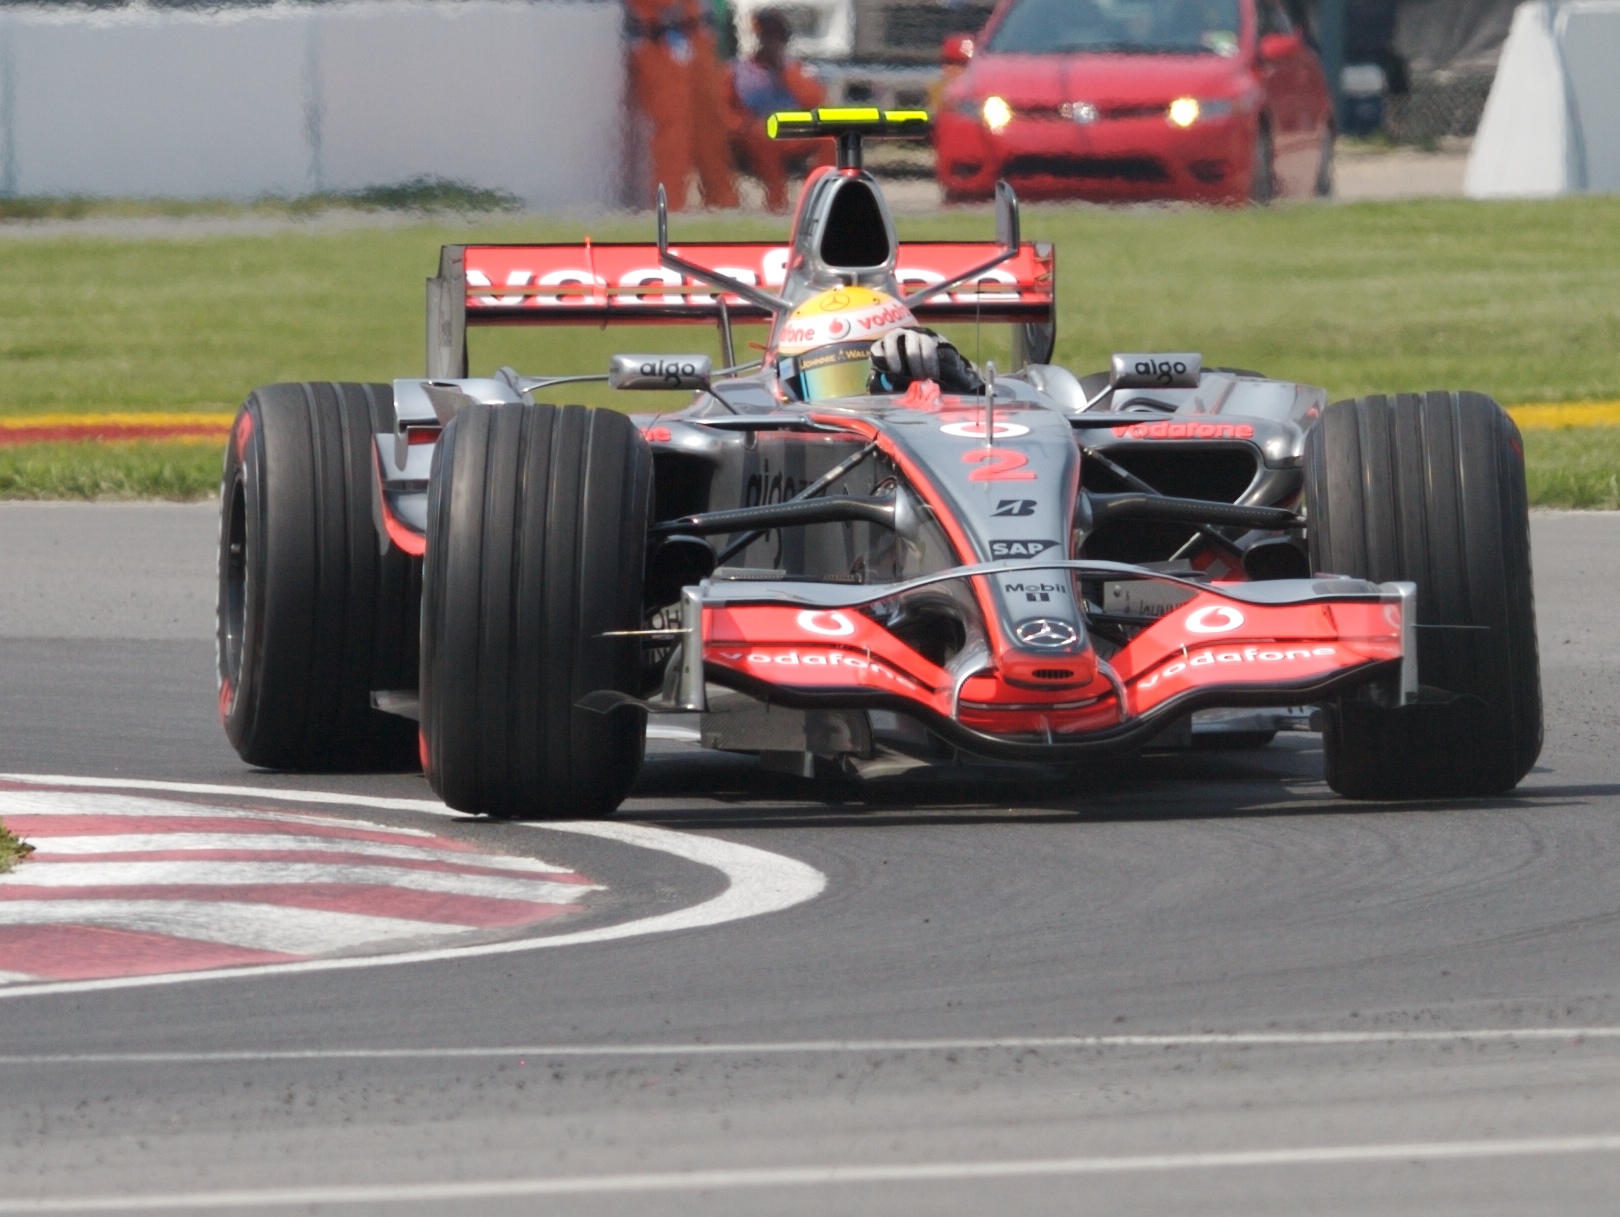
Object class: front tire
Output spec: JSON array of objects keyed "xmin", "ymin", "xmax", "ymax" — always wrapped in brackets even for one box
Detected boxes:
[
  {"xmin": 218, "ymin": 382, "xmax": 420, "ymax": 770},
  {"xmin": 1304, "ymin": 392, "xmax": 1542, "ymax": 799},
  {"xmin": 420, "ymin": 402, "xmax": 652, "ymax": 819}
]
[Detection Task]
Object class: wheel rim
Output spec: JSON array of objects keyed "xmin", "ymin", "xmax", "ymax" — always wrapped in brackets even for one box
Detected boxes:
[{"xmin": 219, "ymin": 475, "xmax": 248, "ymax": 694}]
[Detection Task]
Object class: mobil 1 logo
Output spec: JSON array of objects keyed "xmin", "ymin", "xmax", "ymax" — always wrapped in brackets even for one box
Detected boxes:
[{"xmin": 1003, "ymin": 579, "xmax": 1068, "ymax": 604}]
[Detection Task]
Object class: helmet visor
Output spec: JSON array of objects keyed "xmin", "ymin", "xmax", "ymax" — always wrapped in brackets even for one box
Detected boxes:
[{"xmin": 779, "ymin": 341, "xmax": 873, "ymax": 403}]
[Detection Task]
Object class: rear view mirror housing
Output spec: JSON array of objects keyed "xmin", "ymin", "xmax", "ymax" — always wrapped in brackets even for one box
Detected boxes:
[
  {"xmin": 609, "ymin": 354, "xmax": 713, "ymax": 391},
  {"xmin": 941, "ymin": 34, "xmax": 974, "ymax": 66},
  {"xmin": 1258, "ymin": 31, "xmax": 1301, "ymax": 61},
  {"xmin": 1109, "ymin": 353, "xmax": 1202, "ymax": 390}
]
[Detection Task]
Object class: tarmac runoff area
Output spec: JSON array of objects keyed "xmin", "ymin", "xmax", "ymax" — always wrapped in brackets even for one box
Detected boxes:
[{"xmin": 4, "ymin": 504, "xmax": 1620, "ymax": 1215}]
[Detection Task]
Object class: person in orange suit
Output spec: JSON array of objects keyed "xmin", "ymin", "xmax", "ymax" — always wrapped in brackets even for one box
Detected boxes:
[
  {"xmin": 727, "ymin": 10, "xmax": 833, "ymax": 212},
  {"xmin": 625, "ymin": 0, "xmax": 739, "ymax": 211}
]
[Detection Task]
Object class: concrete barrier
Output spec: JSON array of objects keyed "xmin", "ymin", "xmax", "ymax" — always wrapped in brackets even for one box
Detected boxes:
[
  {"xmin": 1467, "ymin": 0, "xmax": 1620, "ymax": 197},
  {"xmin": 0, "ymin": 1, "xmax": 625, "ymax": 210}
]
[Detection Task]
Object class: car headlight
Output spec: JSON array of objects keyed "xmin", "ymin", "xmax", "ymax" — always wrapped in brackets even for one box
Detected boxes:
[
  {"xmin": 1167, "ymin": 97, "xmax": 1235, "ymax": 127},
  {"xmin": 982, "ymin": 95, "xmax": 1013, "ymax": 133}
]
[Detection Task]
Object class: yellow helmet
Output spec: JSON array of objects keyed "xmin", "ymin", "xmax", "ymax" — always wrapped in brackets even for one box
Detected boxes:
[{"xmin": 776, "ymin": 286, "xmax": 917, "ymax": 402}]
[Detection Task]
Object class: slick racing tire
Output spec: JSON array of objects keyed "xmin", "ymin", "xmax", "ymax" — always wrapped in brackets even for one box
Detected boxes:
[
  {"xmin": 1305, "ymin": 392, "xmax": 1542, "ymax": 799},
  {"xmin": 218, "ymin": 382, "xmax": 421, "ymax": 770},
  {"xmin": 420, "ymin": 402, "xmax": 652, "ymax": 819}
]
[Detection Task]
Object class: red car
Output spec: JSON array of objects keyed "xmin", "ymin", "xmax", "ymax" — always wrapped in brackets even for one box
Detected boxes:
[{"xmin": 934, "ymin": 0, "xmax": 1334, "ymax": 205}]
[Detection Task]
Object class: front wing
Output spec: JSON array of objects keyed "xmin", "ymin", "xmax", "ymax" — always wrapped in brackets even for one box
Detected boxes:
[{"xmin": 672, "ymin": 563, "xmax": 1414, "ymax": 762}]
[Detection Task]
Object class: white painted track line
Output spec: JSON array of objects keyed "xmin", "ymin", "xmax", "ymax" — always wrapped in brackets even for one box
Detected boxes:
[
  {"xmin": 3, "ymin": 860, "xmax": 596, "ymax": 903},
  {"xmin": 25, "ymin": 834, "xmax": 574, "ymax": 872},
  {"xmin": 1, "ymin": 1025, "xmax": 1618, "ymax": 1065},
  {"xmin": 0, "ymin": 775, "xmax": 827, "ymax": 1000},
  {"xmin": 0, "ymin": 789, "xmax": 438, "ymax": 834},
  {"xmin": 3, "ymin": 1135, "xmax": 1620, "ymax": 1210},
  {"xmin": 0, "ymin": 900, "xmax": 472, "ymax": 955}
]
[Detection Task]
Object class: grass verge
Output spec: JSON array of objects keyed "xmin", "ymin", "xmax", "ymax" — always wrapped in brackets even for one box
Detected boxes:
[
  {"xmin": 1, "ymin": 196, "xmax": 1618, "ymax": 415},
  {"xmin": 0, "ymin": 822, "xmax": 30, "ymax": 873},
  {"xmin": 2, "ymin": 427, "xmax": 1609, "ymax": 509},
  {"xmin": 0, "ymin": 441, "xmax": 221, "ymax": 500},
  {"xmin": 1524, "ymin": 428, "xmax": 1620, "ymax": 510}
]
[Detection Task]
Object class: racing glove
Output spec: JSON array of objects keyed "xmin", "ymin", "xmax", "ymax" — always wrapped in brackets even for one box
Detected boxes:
[{"xmin": 870, "ymin": 328, "xmax": 984, "ymax": 395}]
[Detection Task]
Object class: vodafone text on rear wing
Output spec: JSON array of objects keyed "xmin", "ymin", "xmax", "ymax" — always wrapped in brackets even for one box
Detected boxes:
[{"xmin": 424, "ymin": 241, "xmax": 1056, "ymax": 378}]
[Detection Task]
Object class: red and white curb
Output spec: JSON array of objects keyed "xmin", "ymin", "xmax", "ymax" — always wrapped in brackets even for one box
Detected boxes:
[
  {"xmin": 0, "ymin": 787, "xmax": 598, "ymax": 984},
  {"xmin": 0, "ymin": 775, "xmax": 825, "ymax": 999}
]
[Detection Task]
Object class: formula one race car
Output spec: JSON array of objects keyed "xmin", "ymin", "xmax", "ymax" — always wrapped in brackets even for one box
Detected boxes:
[{"xmin": 217, "ymin": 110, "xmax": 1541, "ymax": 817}]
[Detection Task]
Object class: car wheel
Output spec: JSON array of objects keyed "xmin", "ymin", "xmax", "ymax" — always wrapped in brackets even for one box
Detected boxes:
[
  {"xmin": 420, "ymin": 402, "xmax": 652, "ymax": 818},
  {"xmin": 1314, "ymin": 129, "xmax": 1335, "ymax": 198},
  {"xmin": 218, "ymin": 382, "xmax": 421, "ymax": 770},
  {"xmin": 1249, "ymin": 123, "xmax": 1277, "ymax": 204},
  {"xmin": 1304, "ymin": 392, "xmax": 1542, "ymax": 799}
]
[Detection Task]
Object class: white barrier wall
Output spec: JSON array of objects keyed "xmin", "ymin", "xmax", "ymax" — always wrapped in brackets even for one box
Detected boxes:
[
  {"xmin": 0, "ymin": 1, "xmax": 625, "ymax": 209},
  {"xmin": 1467, "ymin": 0, "xmax": 1620, "ymax": 197}
]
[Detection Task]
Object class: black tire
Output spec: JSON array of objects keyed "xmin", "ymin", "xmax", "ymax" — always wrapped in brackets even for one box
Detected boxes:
[
  {"xmin": 1304, "ymin": 392, "xmax": 1542, "ymax": 799},
  {"xmin": 1249, "ymin": 122, "xmax": 1277, "ymax": 204},
  {"xmin": 420, "ymin": 402, "xmax": 652, "ymax": 819},
  {"xmin": 218, "ymin": 382, "xmax": 421, "ymax": 770}
]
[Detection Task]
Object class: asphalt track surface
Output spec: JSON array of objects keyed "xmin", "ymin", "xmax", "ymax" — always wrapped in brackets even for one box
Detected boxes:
[{"xmin": 1, "ymin": 502, "xmax": 1619, "ymax": 1215}]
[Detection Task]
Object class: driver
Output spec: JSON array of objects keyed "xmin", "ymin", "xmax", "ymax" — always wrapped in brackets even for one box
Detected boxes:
[{"xmin": 774, "ymin": 286, "xmax": 985, "ymax": 402}]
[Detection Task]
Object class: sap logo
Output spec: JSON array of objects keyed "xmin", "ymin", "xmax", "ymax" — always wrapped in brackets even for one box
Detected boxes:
[
  {"xmin": 990, "ymin": 539, "xmax": 1058, "ymax": 559},
  {"xmin": 992, "ymin": 499, "xmax": 1037, "ymax": 517},
  {"xmin": 1004, "ymin": 581, "xmax": 1066, "ymax": 603}
]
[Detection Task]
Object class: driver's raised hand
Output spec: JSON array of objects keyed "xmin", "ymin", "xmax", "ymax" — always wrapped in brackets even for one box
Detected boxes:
[{"xmin": 870, "ymin": 329, "xmax": 942, "ymax": 381}]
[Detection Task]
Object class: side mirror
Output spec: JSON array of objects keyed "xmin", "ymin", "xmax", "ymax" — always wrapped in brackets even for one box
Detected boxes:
[
  {"xmin": 1109, "ymin": 352, "xmax": 1202, "ymax": 390},
  {"xmin": 609, "ymin": 353, "xmax": 713, "ymax": 391},
  {"xmin": 941, "ymin": 34, "xmax": 974, "ymax": 65},
  {"xmin": 1259, "ymin": 31, "xmax": 1300, "ymax": 61}
]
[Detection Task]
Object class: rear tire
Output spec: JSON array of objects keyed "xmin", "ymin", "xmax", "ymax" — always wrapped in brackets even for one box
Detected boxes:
[
  {"xmin": 218, "ymin": 382, "xmax": 420, "ymax": 770},
  {"xmin": 420, "ymin": 402, "xmax": 652, "ymax": 818},
  {"xmin": 1304, "ymin": 392, "xmax": 1542, "ymax": 799}
]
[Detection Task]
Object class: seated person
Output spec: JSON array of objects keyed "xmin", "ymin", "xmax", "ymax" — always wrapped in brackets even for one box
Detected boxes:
[{"xmin": 774, "ymin": 288, "xmax": 985, "ymax": 400}]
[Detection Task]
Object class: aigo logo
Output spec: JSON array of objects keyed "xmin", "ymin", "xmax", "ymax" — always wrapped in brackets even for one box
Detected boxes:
[
  {"xmin": 1137, "ymin": 358, "xmax": 1189, "ymax": 384},
  {"xmin": 797, "ymin": 610, "xmax": 856, "ymax": 637},
  {"xmin": 1184, "ymin": 605, "xmax": 1245, "ymax": 634},
  {"xmin": 941, "ymin": 420, "xmax": 1030, "ymax": 439}
]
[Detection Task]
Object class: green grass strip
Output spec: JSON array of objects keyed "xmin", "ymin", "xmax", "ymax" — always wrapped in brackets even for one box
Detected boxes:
[
  {"xmin": 2, "ymin": 196, "xmax": 1619, "ymax": 415},
  {"xmin": 1524, "ymin": 427, "xmax": 1620, "ymax": 510},
  {"xmin": 0, "ymin": 429, "xmax": 1609, "ymax": 509},
  {"xmin": 0, "ymin": 441, "xmax": 221, "ymax": 500}
]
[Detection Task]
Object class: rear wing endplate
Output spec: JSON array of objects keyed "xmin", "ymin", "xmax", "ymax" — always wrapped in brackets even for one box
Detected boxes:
[{"xmin": 426, "ymin": 240, "xmax": 1055, "ymax": 378}]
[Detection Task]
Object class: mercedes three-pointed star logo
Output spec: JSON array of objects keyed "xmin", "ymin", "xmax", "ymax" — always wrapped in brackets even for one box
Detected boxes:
[{"xmin": 1014, "ymin": 618, "xmax": 1080, "ymax": 648}]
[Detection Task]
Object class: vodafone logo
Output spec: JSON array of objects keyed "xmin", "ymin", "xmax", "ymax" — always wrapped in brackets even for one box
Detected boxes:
[
  {"xmin": 797, "ymin": 610, "xmax": 856, "ymax": 637},
  {"xmin": 827, "ymin": 317, "xmax": 850, "ymax": 338},
  {"xmin": 1184, "ymin": 605, "xmax": 1245, "ymax": 634},
  {"xmin": 940, "ymin": 421, "xmax": 1030, "ymax": 439}
]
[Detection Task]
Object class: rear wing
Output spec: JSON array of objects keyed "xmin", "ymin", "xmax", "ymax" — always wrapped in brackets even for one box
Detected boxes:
[{"xmin": 426, "ymin": 240, "xmax": 1056, "ymax": 378}]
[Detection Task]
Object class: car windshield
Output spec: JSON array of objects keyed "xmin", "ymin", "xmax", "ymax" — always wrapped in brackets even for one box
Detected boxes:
[{"xmin": 985, "ymin": 0, "xmax": 1243, "ymax": 56}]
